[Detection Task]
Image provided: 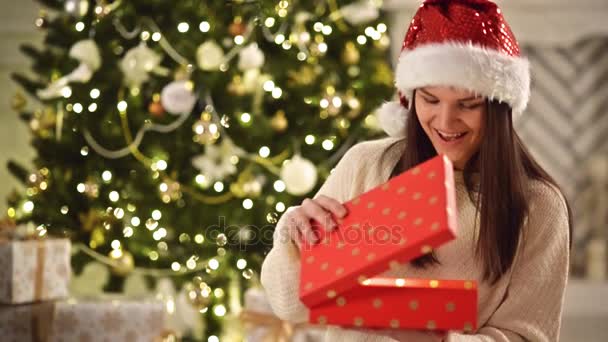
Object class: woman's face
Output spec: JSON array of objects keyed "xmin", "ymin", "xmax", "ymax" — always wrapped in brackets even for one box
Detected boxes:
[{"xmin": 415, "ymin": 86, "xmax": 486, "ymax": 170}]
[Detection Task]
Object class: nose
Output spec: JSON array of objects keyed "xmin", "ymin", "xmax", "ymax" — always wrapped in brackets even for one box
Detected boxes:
[{"xmin": 435, "ymin": 104, "xmax": 457, "ymax": 129}]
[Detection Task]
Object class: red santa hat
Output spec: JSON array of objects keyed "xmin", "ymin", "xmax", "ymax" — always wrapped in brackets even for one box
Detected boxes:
[{"xmin": 377, "ymin": 0, "xmax": 530, "ymax": 137}]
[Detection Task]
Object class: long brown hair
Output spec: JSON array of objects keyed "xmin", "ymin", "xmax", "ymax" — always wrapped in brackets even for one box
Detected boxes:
[{"xmin": 389, "ymin": 95, "xmax": 573, "ymax": 285}]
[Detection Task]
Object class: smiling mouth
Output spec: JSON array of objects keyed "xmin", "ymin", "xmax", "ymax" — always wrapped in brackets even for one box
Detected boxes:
[{"xmin": 435, "ymin": 129, "xmax": 467, "ymax": 142}]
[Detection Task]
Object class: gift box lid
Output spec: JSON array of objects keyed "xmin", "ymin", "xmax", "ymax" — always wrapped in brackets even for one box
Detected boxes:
[{"xmin": 299, "ymin": 155, "xmax": 458, "ymax": 308}]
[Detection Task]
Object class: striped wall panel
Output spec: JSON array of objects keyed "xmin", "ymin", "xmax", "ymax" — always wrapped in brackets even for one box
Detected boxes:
[{"xmin": 517, "ymin": 37, "xmax": 608, "ymax": 275}]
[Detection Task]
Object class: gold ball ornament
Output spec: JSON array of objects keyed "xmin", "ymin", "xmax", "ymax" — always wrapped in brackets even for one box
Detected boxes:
[
  {"xmin": 11, "ymin": 92, "xmax": 27, "ymax": 112},
  {"xmin": 192, "ymin": 111, "xmax": 220, "ymax": 145},
  {"xmin": 287, "ymin": 65, "xmax": 319, "ymax": 87},
  {"xmin": 185, "ymin": 279, "xmax": 212, "ymax": 311},
  {"xmin": 342, "ymin": 42, "xmax": 360, "ymax": 65},
  {"xmin": 230, "ymin": 171, "xmax": 262, "ymax": 198},
  {"xmin": 159, "ymin": 179, "xmax": 182, "ymax": 203},
  {"xmin": 227, "ymin": 75, "xmax": 246, "ymax": 96},
  {"xmin": 109, "ymin": 249, "xmax": 135, "ymax": 276},
  {"xmin": 271, "ymin": 110, "xmax": 288, "ymax": 132}
]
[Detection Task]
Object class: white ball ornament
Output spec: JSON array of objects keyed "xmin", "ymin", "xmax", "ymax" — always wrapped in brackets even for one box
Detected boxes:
[
  {"xmin": 161, "ymin": 80, "xmax": 197, "ymax": 115},
  {"xmin": 196, "ymin": 41, "xmax": 224, "ymax": 71},
  {"xmin": 280, "ymin": 154, "xmax": 318, "ymax": 196}
]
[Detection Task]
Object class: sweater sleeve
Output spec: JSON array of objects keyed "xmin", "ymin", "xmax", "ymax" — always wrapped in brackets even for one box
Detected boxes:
[
  {"xmin": 446, "ymin": 184, "xmax": 570, "ymax": 342},
  {"xmin": 259, "ymin": 143, "xmax": 358, "ymax": 322}
]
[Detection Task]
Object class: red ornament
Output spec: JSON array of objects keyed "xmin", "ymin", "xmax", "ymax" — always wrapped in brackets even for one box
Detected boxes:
[
  {"xmin": 149, "ymin": 101, "xmax": 165, "ymax": 117},
  {"xmin": 229, "ymin": 22, "xmax": 246, "ymax": 36}
]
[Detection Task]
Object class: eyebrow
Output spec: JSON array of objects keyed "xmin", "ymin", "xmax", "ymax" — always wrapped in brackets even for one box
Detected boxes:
[{"xmin": 419, "ymin": 88, "xmax": 482, "ymax": 102}]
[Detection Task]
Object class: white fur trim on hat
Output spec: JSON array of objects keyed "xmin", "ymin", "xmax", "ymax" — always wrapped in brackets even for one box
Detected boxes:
[
  {"xmin": 395, "ymin": 42, "xmax": 530, "ymax": 116},
  {"xmin": 376, "ymin": 100, "xmax": 408, "ymax": 137}
]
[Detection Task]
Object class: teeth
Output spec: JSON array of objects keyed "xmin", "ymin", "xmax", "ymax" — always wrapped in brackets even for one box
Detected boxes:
[{"xmin": 436, "ymin": 129, "xmax": 465, "ymax": 140}]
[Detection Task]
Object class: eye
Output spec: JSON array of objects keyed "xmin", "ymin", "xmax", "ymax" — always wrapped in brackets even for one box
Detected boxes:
[
  {"xmin": 460, "ymin": 102, "xmax": 482, "ymax": 110},
  {"xmin": 422, "ymin": 96, "xmax": 439, "ymax": 104}
]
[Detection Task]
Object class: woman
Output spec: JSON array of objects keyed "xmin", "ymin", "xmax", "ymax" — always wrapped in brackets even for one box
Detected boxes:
[{"xmin": 261, "ymin": 1, "xmax": 572, "ymax": 341}]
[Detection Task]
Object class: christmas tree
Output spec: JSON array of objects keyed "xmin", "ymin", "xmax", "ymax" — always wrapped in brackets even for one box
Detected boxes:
[{"xmin": 6, "ymin": 0, "xmax": 392, "ymax": 338}]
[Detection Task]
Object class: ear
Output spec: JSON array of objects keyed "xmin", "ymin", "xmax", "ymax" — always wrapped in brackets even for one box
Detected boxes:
[{"xmin": 376, "ymin": 101, "xmax": 407, "ymax": 137}]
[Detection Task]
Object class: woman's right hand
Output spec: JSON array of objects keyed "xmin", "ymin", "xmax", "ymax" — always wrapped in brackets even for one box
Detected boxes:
[{"xmin": 285, "ymin": 195, "xmax": 348, "ymax": 250}]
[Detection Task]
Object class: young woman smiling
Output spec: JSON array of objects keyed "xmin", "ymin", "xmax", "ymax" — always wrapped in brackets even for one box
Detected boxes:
[{"xmin": 261, "ymin": 1, "xmax": 572, "ymax": 341}]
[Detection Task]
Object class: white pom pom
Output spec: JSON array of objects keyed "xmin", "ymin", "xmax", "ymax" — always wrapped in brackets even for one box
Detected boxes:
[{"xmin": 376, "ymin": 101, "xmax": 407, "ymax": 137}]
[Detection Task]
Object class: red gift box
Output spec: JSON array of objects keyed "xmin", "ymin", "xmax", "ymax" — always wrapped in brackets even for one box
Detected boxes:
[{"xmin": 299, "ymin": 155, "xmax": 477, "ymax": 332}]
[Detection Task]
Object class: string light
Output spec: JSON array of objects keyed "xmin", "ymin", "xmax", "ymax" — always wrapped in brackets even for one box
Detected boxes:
[
  {"xmin": 77, "ymin": 183, "xmax": 86, "ymax": 192},
  {"xmin": 102, "ymin": 170, "xmax": 112, "ymax": 182},
  {"xmin": 305, "ymin": 135, "xmax": 315, "ymax": 145},
  {"xmin": 109, "ymin": 191, "xmax": 120, "ymax": 202},
  {"xmin": 123, "ymin": 226, "xmax": 134, "ymax": 237},
  {"xmin": 111, "ymin": 240, "xmax": 121, "ymax": 249},
  {"xmin": 171, "ymin": 262, "xmax": 181, "ymax": 271},
  {"xmin": 236, "ymin": 259, "xmax": 247, "ymax": 269},
  {"xmin": 213, "ymin": 304, "xmax": 226, "ymax": 317},
  {"xmin": 131, "ymin": 217, "xmax": 141, "ymax": 226},
  {"xmin": 140, "ymin": 31, "xmax": 151, "ymax": 41},
  {"xmin": 90, "ymin": 88, "xmax": 100, "ymax": 99},
  {"xmin": 263, "ymin": 80, "xmax": 275, "ymax": 92},
  {"xmin": 152, "ymin": 209, "xmax": 162, "ymax": 220},
  {"xmin": 61, "ymin": 86, "xmax": 72, "ymax": 98},
  {"xmin": 88, "ymin": 103, "xmax": 97, "ymax": 112},
  {"xmin": 264, "ymin": 17, "xmax": 276, "ymax": 27},
  {"xmin": 194, "ymin": 234, "xmax": 205, "ymax": 244},
  {"xmin": 240, "ymin": 113, "xmax": 251, "ymax": 123},
  {"xmin": 114, "ymin": 207, "xmax": 125, "ymax": 219},
  {"xmin": 271, "ymin": 87, "xmax": 282, "ymax": 99},
  {"xmin": 117, "ymin": 101, "xmax": 127, "ymax": 112},
  {"xmin": 208, "ymin": 258, "xmax": 219, "ymax": 270},
  {"xmin": 73, "ymin": 103, "xmax": 83, "ymax": 113},
  {"xmin": 177, "ymin": 22, "xmax": 189, "ymax": 33},
  {"xmin": 259, "ymin": 146, "xmax": 270, "ymax": 158},
  {"xmin": 75, "ymin": 22, "xmax": 85, "ymax": 32},
  {"xmin": 234, "ymin": 35, "xmax": 244, "ymax": 45},
  {"xmin": 357, "ymin": 35, "xmax": 367, "ymax": 45},
  {"xmin": 152, "ymin": 32, "xmax": 162, "ymax": 41},
  {"xmin": 322, "ymin": 139, "xmax": 334, "ymax": 150},
  {"xmin": 273, "ymin": 180, "xmax": 285, "ymax": 192},
  {"xmin": 274, "ymin": 34, "xmax": 285, "ymax": 44},
  {"xmin": 242, "ymin": 198, "xmax": 253, "ymax": 209},
  {"xmin": 213, "ymin": 182, "xmax": 224, "ymax": 192},
  {"xmin": 80, "ymin": 146, "xmax": 89, "ymax": 156},
  {"xmin": 199, "ymin": 21, "xmax": 210, "ymax": 33},
  {"xmin": 275, "ymin": 202, "xmax": 286, "ymax": 212}
]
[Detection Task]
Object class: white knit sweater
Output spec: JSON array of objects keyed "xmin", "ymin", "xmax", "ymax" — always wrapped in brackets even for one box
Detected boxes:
[{"xmin": 260, "ymin": 137, "xmax": 570, "ymax": 342}]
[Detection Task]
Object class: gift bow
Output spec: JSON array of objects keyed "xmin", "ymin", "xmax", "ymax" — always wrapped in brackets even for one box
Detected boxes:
[{"xmin": 239, "ymin": 310, "xmax": 311, "ymax": 342}]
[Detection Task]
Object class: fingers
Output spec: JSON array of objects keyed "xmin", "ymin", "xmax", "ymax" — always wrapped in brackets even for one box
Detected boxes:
[
  {"xmin": 287, "ymin": 220, "xmax": 303, "ymax": 250},
  {"xmin": 301, "ymin": 198, "xmax": 336, "ymax": 232},
  {"xmin": 285, "ymin": 196, "xmax": 346, "ymax": 250},
  {"xmin": 315, "ymin": 195, "xmax": 348, "ymax": 220},
  {"xmin": 288, "ymin": 209, "xmax": 318, "ymax": 246}
]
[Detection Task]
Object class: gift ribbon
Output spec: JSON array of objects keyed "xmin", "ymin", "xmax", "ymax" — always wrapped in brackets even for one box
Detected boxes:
[
  {"xmin": 239, "ymin": 310, "xmax": 311, "ymax": 342},
  {"xmin": 34, "ymin": 240, "xmax": 46, "ymax": 301},
  {"xmin": 31, "ymin": 301, "xmax": 56, "ymax": 342}
]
